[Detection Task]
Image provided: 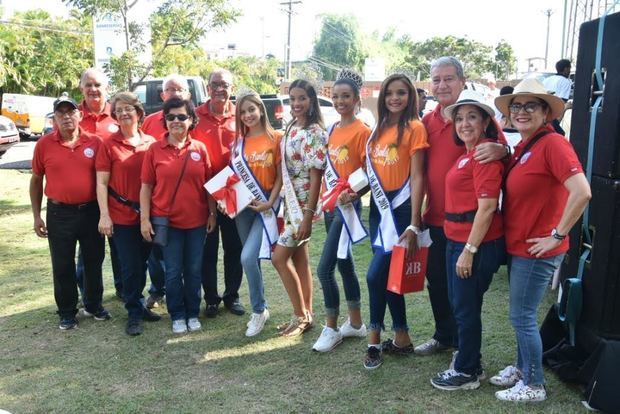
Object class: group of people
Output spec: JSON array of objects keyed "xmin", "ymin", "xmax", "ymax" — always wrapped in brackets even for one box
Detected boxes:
[{"xmin": 30, "ymin": 56, "xmax": 591, "ymax": 402}]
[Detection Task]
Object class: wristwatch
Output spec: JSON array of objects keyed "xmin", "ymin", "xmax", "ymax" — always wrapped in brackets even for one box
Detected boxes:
[
  {"xmin": 406, "ymin": 225, "xmax": 422, "ymax": 235},
  {"xmin": 464, "ymin": 243, "xmax": 478, "ymax": 254},
  {"xmin": 551, "ymin": 228, "xmax": 566, "ymax": 241}
]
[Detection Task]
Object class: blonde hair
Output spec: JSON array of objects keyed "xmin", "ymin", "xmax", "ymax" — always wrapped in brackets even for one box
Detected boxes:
[{"xmin": 233, "ymin": 91, "xmax": 276, "ymax": 154}]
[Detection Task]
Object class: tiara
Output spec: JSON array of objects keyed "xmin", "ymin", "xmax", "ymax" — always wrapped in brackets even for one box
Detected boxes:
[
  {"xmin": 387, "ymin": 68, "xmax": 417, "ymax": 83},
  {"xmin": 336, "ymin": 68, "xmax": 364, "ymax": 90},
  {"xmin": 234, "ymin": 86, "xmax": 259, "ymax": 101}
]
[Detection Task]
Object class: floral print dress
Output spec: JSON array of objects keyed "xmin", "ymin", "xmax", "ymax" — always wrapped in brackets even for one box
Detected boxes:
[{"xmin": 278, "ymin": 122, "xmax": 328, "ymax": 247}]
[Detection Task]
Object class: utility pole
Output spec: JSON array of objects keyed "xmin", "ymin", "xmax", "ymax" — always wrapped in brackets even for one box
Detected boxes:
[
  {"xmin": 544, "ymin": 9, "xmax": 553, "ymax": 70},
  {"xmin": 280, "ymin": 0, "xmax": 301, "ymax": 81}
]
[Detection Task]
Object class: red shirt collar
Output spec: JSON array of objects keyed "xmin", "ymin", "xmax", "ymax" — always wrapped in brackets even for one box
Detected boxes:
[
  {"xmin": 196, "ymin": 99, "xmax": 235, "ymax": 120},
  {"xmin": 159, "ymin": 135, "xmax": 195, "ymax": 149},
  {"xmin": 79, "ymin": 101, "xmax": 112, "ymax": 118}
]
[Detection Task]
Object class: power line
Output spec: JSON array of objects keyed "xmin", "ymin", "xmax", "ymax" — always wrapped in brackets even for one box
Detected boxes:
[{"xmin": 0, "ymin": 19, "xmax": 90, "ymax": 35}]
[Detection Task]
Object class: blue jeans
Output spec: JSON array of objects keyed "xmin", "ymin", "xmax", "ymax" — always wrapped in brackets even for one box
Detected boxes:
[
  {"xmin": 508, "ymin": 254, "xmax": 564, "ymax": 385},
  {"xmin": 317, "ymin": 200, "xmax": 362, "ymax": 318},
  {"xmin": 113, "ymin": 224, "xmax": 151, "ymax": 320},
  {"xmin": 161, "ymin": 226, "xmax": 206, "ymax": 321},
  {"xmin": 366, "ymin": 192, "xmax": 410, "ymax": 332},
  {"xmin": 426, "ymin": 226, "xmax": 458, "ymax": 347},
  {"xmin": 147, "ymin": 246, "xmax": 166, "ymax": 297},
  {"xmin": 446, "ymin": 238, "xmax": 505, "ymax": 375},
  {"xmin": 234, "ymin": 208, "xmax": 267, "ymax": 314}
]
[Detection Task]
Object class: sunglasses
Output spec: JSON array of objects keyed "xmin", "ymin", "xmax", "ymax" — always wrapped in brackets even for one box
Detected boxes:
[
  {"xmin": 508, "ymin": 102, "xmax": 544, "ymax": 114},
  {"xmin": 165, "ymin": 114, "xmax": 190, "ymax": 122}
]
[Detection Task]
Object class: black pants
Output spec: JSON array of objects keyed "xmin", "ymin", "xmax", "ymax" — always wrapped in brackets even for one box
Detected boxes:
[
  {"xmin": 201, "ymin": 210, "xmax": 243, "ymax": 306},
  {"xmin": 46, "ymin": 201, "xmax": 104, "ymax": 318}
]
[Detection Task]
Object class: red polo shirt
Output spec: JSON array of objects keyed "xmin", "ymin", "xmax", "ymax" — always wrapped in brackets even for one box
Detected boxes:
[
  {"xmin": 191, "ymin": 100, "xmax": 236, "ymax": 174},
  {"xmin": 79, "ymin": 101, "xmax": 119, "ymax": 140},
  {"xmin": 96, "ymin": 130, "xmax": 156, "ymax": 225},
  {"xmin": 423, "ymin": 105, "xmax": 506, "ymax": 227},
  {"xmin": 32, "ymin": 129, "xmax": 101, "ymax": 204},
  {"xmin": 444, "ymin": 142, "xmax": 504, "ymax": 243},
  {"xmin": 141, "ymin": 136, "xmax": 212, "ymax": 229},
  {"xmin": 141, "ymin": 110, "xmax": 166, "ymax": 141},
  {"xmin": 504, "ymin": 126, "xmax": 583, "ymax": 258}
]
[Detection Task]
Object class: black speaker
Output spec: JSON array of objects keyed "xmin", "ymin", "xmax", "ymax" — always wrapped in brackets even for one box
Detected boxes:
[
  {"xmin": 570, "ymin": 11, "xmax": 620, "ymax": 178},
  {"xmin": 561, "ymin": 175, "xmax": 620, "ymax": 340}
]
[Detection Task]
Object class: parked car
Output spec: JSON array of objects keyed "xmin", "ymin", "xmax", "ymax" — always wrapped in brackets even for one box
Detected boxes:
[
  {"xmin": 133, "ymin": 76, "xmax": 209, "ymax": 116},
  {"xmin": 231, "ymin": 94, "xmax": 285, "ymax": 130},
  {"xmin": 42, "ymin": 112, "xmax": 54, "ymax": 136},
  {"xmin": 1, "ymin": 93, "xmax": 56, "ymax": 138},
  {"xmin": 0, "ymin": 115, "xmax": 20, "ymax": 156}
]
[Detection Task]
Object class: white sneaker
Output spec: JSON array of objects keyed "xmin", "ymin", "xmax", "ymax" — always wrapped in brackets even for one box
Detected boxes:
[
  {"xmin": 312, "ymin": 326, "xmax": 343, "ymax": 352},
  {"xmin": 187, "ymin": 318, "xmax": 201, "ymax": 332},
  {"xmin": 172, "ymin": 319, "xmax": 187, "ymax": 334},
  {"xmin": 245, "ymin": 309, "xmax": 270, "ymax": 337},
  {"xmin": 495, "ymin": 380, "xmax": 546, "ymax": 402},
  {"xmin": 339, "ymin": 319, "xmax": 367, "ymax": 338},
  {"xmin": 490, "ymin": 365, "xmax": 522, "ymax": 387}
]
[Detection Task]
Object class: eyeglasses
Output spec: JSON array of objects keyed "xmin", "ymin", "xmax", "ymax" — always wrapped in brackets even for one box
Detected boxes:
[
  {"xmin": 164, "ymin": 88, "xmax": 187, "ymax": 93},
  {"xmin": 54, "ymin": 109, "xmax": 79, "ymax": 117},
  {"xmin": 165, "ymin": 114, "xmax": 190, "ymax": 122},
  {"xmin": 209, "ymin": 82, "xmax": 230, "ymax": 90},
  {"xmin": 114, "ymin": 106, "xmax": 136, "ymax": 115},
  {"xmin": 508, "ymin": 102, "xmax": 544, "ymax": 114}
]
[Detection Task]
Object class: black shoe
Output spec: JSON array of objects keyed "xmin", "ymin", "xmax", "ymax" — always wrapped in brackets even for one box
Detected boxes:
[
  {"xmin": 83, "ymin": 308, "xmax": 112, "ymax": 321},
  {"xmin": 59, "ymin": 317, "xmax": 78, "ymax": 330},
  {"xmin": 364, "ymin": 346, "xmax": 382, "ymax": 370},
  {"xmin": 126, "ymin": 319, "xmax": 143, "ymax": 336},
  {"xmin": 381, "ymin": 339, "xmax": 414, "ymax": 355},
  {"xmin": 225, "ymin": 299, "xmax": 245, "ymax": 316},
  {"xmin": 145, "ymin": 294, "xmax": 164, "ymax": 309},
  {"xmin": 204, "ymin": 304, "xmax": 219, "ymax": 318},
  {"xmin": 430, "ymin": 369, "xmax": 480, "ymax": 390},
  {"xmin": 142, "ymin": 307, "xmax": 161, "ymax": 322}
]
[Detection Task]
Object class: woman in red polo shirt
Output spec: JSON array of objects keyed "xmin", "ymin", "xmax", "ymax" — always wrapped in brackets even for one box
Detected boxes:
[
  {"xmin": 429, "ymin": 90, "xmax": 505, "ymax": 391},
  {"xmin": 96, "ymin": 92, "xmax": 161, "ymax": 336},
  {"xmin": 140, "ymin": 98, "xmax": 217, "ymax": 335},
  {"xmin": 492, "ymin": 79, "xmax": 591, "ymax": 402}
]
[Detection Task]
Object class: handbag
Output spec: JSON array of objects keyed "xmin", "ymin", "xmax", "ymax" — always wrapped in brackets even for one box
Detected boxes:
[{"xmin": 150, "ymin": 149, "xmax": 191, "ymax": 247}]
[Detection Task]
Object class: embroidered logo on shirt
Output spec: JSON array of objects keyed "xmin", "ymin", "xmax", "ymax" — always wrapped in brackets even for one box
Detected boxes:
[
  {"xmin": 83, "ymin": 148, "xmax": 95, "ymax": 158},
  {"xmin": 190, "ymin": 151, "xmax": 201, "ymax": 161},
  {"xmin": 520, "ymin": 152, "xmax": 532, "ymax": 164},
  {"xmin": 108, "ymin": 124, "xmax": 119, "ymax": 133},
  {"xmin": 329, "ymin": 145, "xmax": 350, "ymax": 165},
  {"xmin": 458, "ymin": 158, "xmax": 470, "ymax": 169}
]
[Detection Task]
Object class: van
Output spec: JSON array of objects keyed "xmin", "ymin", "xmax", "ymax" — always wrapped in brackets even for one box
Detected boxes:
[{"xmin": 0, "ymin": 93, "xmax": 57, "ymax": 138}]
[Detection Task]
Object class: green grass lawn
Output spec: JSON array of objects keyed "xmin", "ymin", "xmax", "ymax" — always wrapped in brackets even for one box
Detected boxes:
[{"xmin": 0, "ymin": 169, "xmax": 582, "ymax": 413}]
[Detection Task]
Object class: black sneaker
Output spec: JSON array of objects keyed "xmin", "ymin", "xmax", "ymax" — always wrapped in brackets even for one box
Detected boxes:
[
  {"xmin": 364, "ymin": 346, "xmax": 382, "ymax": 370},
  {"xmin": 59, "ymin": 317, "xmax": 78, "ymax": 330},
  {"xmin": 381, "ymin": 339, "xmax": 414, "ymax": 355},
  {"xmin": 204, "ymin": 304, "xmax": 219, "ymax": 318},
  {"xmin": 83, "ymin": 308, "xmax": 112, "ymax": 321},
  {"xmin": 142, "ymin": 307, "xmax": 161, "ymax": 322},
  {"xmin": 225, "ymin": 299, "xmax": 245, "ymax": 316},
  {"xmin": 447, "ymin": 351, "xmax": 486, "ymax": 380},
  {"xmin": 430, "ymin": 369, "xmax": 481, "ymax": 391},
  {"xmin": 126, "ymin": 319, "xmax": 143, "ymax": 336}
]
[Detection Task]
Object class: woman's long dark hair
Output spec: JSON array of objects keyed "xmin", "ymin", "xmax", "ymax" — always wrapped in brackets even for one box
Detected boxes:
[{"xmin": 370, "ymin": 74, "xmax": 418, "ymax": 146}]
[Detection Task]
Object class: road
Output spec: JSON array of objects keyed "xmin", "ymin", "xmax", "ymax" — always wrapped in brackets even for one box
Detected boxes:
[{"xmin": 0, "ymin": 140, "xmax": 36, "ymax": 169}]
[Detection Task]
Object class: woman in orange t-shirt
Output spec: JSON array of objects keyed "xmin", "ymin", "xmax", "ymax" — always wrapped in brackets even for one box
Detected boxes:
[
  {"xmin": 312, "ymin": 71, "xmax": 371, "ymax": 353},
  {"xmin": 231, "ymin": 91, "xmax": 283, "ymax": 337},
  {"xmin": 364, "ymin": 74, "xmax": 429, "ymax": 370}
]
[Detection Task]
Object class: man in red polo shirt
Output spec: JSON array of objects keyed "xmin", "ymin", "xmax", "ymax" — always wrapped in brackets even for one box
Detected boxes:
[
  {"xmin": 417, "ymin": 56, "xmax": 509, "ymax": 356},
  {"xmin": 141, "ymin": 74, "xmax": 191, "ymax": 140},
  {"xmin": 140, "ymin": 74, "xmax": 192, "ymax": 308},
  {"xmin": 30, "ymin": 96, "xmax": 111, "ymax": 330},
  {"xmin": 75, "ymin": 69, "xmax": 123, "ymax": 303},
  {"xmin": 192, "ymin": 68, "xmax": 244, "ymax": 317}
]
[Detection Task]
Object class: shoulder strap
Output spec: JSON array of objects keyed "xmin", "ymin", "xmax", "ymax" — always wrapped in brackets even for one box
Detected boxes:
[
  {"xmin": 167, "ymin": 148, "xmax": 191, "ymax": 214},
  {"xmin": 505, "ymin": 129, "xmax": 551, "ymax": 176}
]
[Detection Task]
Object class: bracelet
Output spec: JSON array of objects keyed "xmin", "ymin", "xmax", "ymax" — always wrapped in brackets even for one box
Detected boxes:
[
  {"xmin": 551, "ymin": 228, "xmax": 566, "ymax": 240},
  {"xmin": 406, "ymin": 225, "xmax": 422, "ymax": 235},
  {"xmin": 302, "ymin": 207, "xmax": 315, "ymax": 215}
]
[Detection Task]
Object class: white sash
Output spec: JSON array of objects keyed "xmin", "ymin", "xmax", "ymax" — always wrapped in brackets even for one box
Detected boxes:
[
  {"xmin": 231, "ymin": 138, "xmax": 280, "ymax": 259},
  {"xmin": 324, "ymin": 123, "xmax": 368, "ymax": 259},
  {"xmin": 280, "ymin": 126, "xmax": 305, "ymax": 235},
  {"xmin": 366, "ymin": 129, "xmax": 410, "ymax": 253}
]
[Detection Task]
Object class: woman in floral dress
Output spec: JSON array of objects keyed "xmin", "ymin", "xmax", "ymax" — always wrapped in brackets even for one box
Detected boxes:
[{"xmin": 272, "ymin": 79, "xmax": 328, "ymax": 337}]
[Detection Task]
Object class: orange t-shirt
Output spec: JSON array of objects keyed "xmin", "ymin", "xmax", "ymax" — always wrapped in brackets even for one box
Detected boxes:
[
  {"xmin": 328, "ymin": 118, "xmax": 370, "ymax": 178},
  {"xmin": 368, "ymin": 120, "xmax": 429, "ymax": 191},
  {"xmin": 241, "ymin": 131, "xmax": 283, "ymax": 191}
]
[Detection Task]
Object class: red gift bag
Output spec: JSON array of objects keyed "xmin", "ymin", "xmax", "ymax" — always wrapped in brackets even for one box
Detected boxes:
[{"xmin": 387, "ymin": 245, "xmax": 428, "ymax": 294}]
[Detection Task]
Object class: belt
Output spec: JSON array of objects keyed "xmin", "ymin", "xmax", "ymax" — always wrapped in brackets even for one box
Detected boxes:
[
  {"xmin": 48, "ymin": 199, "xmax": 97, "ymax": 210},
  {"xmin": 445, "ymin": 210, "xmax": 477, "ymax": 223}
]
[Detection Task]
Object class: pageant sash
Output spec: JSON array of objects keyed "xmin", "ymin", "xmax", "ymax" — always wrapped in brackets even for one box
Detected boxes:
[
  {"xmin": 366, "ymin": 131, "xmax": 410, "ymax": 253},
  {"xmin": 323, "ymin": 123, "xmax": 368, "ymax": 259},
  {"xmin": 280, "ymin": 127, "xmax": 305, "ymax": 236},
  {"xmin": 232, "ymin": 139, "xmax": 280, "ymax": 259}
]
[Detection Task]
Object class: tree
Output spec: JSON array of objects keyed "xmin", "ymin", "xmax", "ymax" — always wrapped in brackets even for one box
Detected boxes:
[
  {"xmin": 0, "ymin": 10, "xmax": 93, "ymax": 98},
  {"xmin": 312, "ymin": 14, "xmax": 367, "ymax": 80},
  {"xmin": 495, "ymin": 40, "xmax": 517, "ymax": 80},
  {"xmin": 63, "ymin": 0, "xmax": 240, "ymax": 90}
]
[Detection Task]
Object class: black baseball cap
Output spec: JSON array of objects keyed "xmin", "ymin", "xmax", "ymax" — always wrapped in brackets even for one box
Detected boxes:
[{"xmin": 53, "ymin": 95, "xmax": 79, "ymax": 112}]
